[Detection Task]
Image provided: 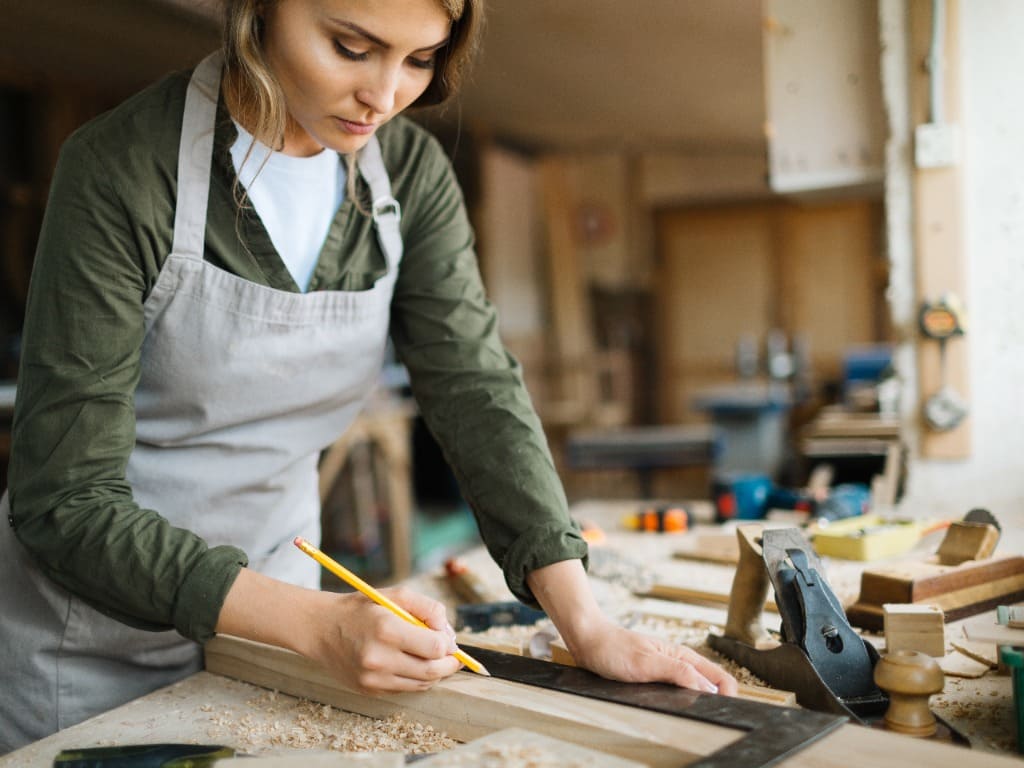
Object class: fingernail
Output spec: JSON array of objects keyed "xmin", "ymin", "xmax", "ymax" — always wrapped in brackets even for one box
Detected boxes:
[
  {"xmin": 703, "ymin": 682, "xmax": 719, "ymax": 694},
  {"xmin": 445, "ymin": 622, "xmax": 457, "ymax": 639}
]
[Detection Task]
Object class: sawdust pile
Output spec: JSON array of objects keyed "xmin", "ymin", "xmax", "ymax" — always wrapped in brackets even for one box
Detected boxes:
[{"xmin": 201, "ymin": 690, "xmax": 455, "ymax": 754}]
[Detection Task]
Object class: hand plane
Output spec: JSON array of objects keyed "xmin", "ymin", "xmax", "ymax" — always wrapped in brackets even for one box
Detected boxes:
[
  {"xmin": 710, "ymin": 526, "xmax": 968, "ymax": 744},
  {"xmin": 708, "ymin": 526, "xmax": 889, "ymax": 722}
]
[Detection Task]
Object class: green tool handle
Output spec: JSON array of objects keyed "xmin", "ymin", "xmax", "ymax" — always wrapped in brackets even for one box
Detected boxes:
[{"xmin": 53, "ymin": 743, "xmax": 236, "ymax": 768}]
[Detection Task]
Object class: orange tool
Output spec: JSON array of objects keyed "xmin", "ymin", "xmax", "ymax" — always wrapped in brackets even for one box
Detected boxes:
[{"xmin": 621, "ymin": 505, "xmax": 690, "ymax": 533}]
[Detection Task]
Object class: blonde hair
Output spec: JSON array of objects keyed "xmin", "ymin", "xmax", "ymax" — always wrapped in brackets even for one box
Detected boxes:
[{"xmin": 222, "ymin": 0, "xmax": 482, "ymax": 153}]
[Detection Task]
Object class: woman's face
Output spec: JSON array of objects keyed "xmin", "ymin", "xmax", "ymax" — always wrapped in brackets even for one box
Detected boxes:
[{"xmin": 262, "ymin": 0, "xmax": 451, "ymax": 156}]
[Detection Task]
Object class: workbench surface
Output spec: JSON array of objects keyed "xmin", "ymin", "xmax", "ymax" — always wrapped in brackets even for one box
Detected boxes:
[{"xmin": 2, "ymin": 499, "xmax": 1020, "ymax": 766}]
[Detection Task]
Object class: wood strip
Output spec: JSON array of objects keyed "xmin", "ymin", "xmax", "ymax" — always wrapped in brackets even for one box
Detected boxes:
[
  {"xmin": 204, "ymin": 636, "xmax": 725, "ymax": 768},
  {"xmin": 644, "ymin": 584, "xmax": 779, "ymax": 613},
  {"xmin": 203, "ymin": 636, "xmax": 1024, "ymax": 768}
]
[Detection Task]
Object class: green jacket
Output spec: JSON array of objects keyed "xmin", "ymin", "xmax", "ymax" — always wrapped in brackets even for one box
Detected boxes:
[{"xmin": 8, "ymin": 66, "xmax": 586, "ymax": 644}]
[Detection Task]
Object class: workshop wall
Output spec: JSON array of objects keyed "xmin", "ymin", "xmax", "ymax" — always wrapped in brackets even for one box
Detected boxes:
[{"xmin": 884, "ymin": 0, "xmax": 1024, "ymax": 515}]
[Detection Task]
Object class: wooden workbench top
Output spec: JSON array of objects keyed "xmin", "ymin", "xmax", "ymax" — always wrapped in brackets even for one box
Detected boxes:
[{"xmin": 2, "ymin": 498, "xmax": 1020, "ymax": 765}]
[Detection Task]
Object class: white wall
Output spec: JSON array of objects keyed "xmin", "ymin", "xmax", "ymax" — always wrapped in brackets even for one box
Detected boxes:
[{"xmin": 884, "ymin": 0, "xmax": 1024, "ymax": 517}]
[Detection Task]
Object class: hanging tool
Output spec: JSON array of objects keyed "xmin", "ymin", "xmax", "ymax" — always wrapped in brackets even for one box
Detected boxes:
[{"xmin": 919, "ymin": 293, "xmax": 968, "ymax": 431}]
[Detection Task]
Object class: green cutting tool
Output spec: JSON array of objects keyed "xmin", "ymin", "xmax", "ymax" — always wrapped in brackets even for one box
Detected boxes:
[{"xmin": 52, "ymin": 744, "xmax": 236, "ymax": 768}]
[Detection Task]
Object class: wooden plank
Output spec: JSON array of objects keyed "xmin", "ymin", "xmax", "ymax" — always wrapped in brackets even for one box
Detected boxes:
[
  {"xmin": 538, "ymin": 156, "xmax": 597, "ymax": 425},
  {"xmin": 201, "ymin": 637, "xmax": 1024, "ymax": 768},
  {"xmin": 862, "ymin": 558, "xmax": 1024, "ymax": 603},
  {"xmin": 847, "ymin": 557, "xmax": 1024, "ymax": 629},
  {"xmin": 674, "ymin": 534, "xmax": 740, "ymax": 565},
  {"xmin": 204, "ymin": 637, "xmax": 729, "ymax": 768},
  {"xmin": 644, "ymin": 584, "xmax": 779, "ymax": 614}
]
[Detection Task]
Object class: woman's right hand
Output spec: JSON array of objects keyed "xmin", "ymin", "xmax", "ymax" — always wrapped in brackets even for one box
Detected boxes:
[
  {"xmin": 306, "ymin": 585, "xmax": 464, "ymax": 694},
  {"xmin": 216, "ymin": 568, "xmax": 463, "ymax": 694}
]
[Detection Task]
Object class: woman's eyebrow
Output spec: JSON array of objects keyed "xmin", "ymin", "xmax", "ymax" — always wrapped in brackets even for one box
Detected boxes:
[{"xmin": 329, "ymin": 19, "xmax": 450, "ymax": 52}]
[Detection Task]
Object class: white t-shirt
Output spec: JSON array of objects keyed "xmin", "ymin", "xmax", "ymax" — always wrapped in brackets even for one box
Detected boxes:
[{"xmin": 229, "ymin": 122, "xmax": 347, "ymax": 291}]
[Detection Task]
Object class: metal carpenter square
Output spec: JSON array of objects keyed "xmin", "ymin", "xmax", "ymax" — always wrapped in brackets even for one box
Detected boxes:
[{"xmin": 461, "ymin": 646, "xmax": 846, "ymax": 768}]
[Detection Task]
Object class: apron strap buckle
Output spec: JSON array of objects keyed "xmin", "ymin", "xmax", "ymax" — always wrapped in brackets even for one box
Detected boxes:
[{"xmin": 372, "ymin": 196, "xmax": 402, "ymax": 225}]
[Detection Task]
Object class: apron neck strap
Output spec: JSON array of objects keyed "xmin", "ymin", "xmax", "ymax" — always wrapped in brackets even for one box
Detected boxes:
[
  {"xmin": 172, "ymin": 51, "xmax": 222, "ymax": 260},
  {"xmin": 357, "ymin": 137, "xmax": 404, "ymax": 270},
  {"xmin": 173, "ymin": 51, "xmax": 404, "ymax": 271}
]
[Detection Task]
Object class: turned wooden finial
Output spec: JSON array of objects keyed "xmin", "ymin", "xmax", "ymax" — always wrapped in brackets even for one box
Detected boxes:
[{"xmin": 874, "ymin": 649, "xmax": 945, "ymax": 737}]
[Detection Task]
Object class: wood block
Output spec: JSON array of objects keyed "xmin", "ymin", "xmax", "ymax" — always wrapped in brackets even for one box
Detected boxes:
[
  {"xmin": 846, "ymin": 556, "xmax": 1024, "ymax": 630},
  {"xmin": 935, "ymin": 521, "xmax": 1000, "ymax": 565},
  {"xmin": 884, "ymin": 604, "xmax": 945, "ymax": 657},
  {"xmin": 414, "ymin": 728, "xmax": 647, "ymax": 767}
]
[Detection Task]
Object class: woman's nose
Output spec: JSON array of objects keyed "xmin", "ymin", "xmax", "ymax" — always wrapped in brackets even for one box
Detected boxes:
[{"xmin": 356, "ymin": 63, "xmax": 400, "ymax": 115}]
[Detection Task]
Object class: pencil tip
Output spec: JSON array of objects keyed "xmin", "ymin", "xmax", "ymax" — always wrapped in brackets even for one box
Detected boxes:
[{"xmin": 478, "ymin": 666, "xmax": 491, "ymax": 676}]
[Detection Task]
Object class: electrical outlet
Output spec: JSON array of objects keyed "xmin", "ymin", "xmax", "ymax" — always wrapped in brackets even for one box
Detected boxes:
[{"xmin": 915, "ymin": 122, "xmax": 959, "ymax": 168}]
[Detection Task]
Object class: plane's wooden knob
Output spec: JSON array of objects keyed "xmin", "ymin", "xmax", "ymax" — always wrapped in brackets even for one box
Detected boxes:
[{"xmin": 874, "ymin": 649, "xmax": 945, "ymax": 737}]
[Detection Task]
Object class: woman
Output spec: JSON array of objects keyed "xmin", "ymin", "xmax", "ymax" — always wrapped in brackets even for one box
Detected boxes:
[{"xmin": 0, "ymin": 0, "xmax": 736, "ymax": 750}]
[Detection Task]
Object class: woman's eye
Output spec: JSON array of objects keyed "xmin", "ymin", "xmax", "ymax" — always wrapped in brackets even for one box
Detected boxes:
[
  {"xmin": 408, "ymin": 56, "xmax": 436, "ymax": 71},
  {"xmin": 333, "ymin": 40, "xmax": 369, "ymax": 61}
]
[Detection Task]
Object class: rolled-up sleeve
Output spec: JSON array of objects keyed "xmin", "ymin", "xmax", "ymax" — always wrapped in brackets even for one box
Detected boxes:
[
  {"xmin": 387, "ymin": 130, "xmax": 588, "ymax": 606},
  {"xmin": 9, "ymin": 130, "xmax": 246, "ymax": 644}
]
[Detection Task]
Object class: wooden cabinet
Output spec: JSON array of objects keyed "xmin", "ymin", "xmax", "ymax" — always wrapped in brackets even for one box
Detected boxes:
[{"xmin": 655, "ymin": 199, "xmax": 888, "ymax": 425}]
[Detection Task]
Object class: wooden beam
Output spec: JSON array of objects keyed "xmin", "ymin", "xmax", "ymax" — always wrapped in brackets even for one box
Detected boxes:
[
  {"xmin": 204, "ymin": 636, "xmax": 1024, "ymax": 767},
  {"xmin": 910, "ymin": 0, "xmax": 970, "ymax": 457}
]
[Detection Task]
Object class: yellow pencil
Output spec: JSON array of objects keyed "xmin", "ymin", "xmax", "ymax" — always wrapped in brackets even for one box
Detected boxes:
[{"xmin": 293, "ymin": 537, "xmax": 490, "ymax": 676}]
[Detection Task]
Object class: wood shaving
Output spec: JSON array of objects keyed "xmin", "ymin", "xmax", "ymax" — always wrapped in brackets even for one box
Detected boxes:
[{"xmin": 202, "ymin": 690, "xmax": 455, "ymax": 755}]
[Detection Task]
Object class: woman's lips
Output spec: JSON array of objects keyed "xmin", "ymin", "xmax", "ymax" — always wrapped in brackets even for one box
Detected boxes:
[{"xmin": 336, "ymin": 118, "xmax": 376, "ymax": 136}]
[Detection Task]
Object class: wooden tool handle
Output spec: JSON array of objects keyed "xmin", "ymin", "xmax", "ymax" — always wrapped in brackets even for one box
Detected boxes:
[{"xmin": 724, "ymin": 525, "xmax": 773, "ymax": 647}]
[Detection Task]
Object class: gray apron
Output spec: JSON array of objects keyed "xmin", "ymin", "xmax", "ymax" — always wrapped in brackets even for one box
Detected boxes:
[{"xmin": 0, "ymin": 52, "xmax": 403, "ymax": 750}]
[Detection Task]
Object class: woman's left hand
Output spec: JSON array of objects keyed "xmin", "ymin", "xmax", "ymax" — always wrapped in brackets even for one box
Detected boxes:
[
  {"xmin": 567, "ymin": 620, "xmax": 738, "ymax": 696},
  {"xmin": 527, "ymin": 558, "xmax": 738, "ymax": 696}
]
